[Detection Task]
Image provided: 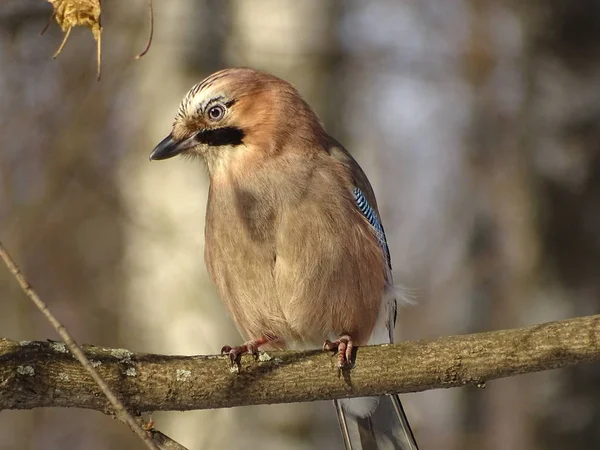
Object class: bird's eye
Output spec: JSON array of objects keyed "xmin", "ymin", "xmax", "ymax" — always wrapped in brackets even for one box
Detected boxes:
[{"xmin": 207, "ymin": 104, "xmax": 226, "ymax": 121}]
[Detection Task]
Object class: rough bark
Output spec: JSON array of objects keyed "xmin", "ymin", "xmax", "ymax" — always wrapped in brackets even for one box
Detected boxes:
[{"xmin": 2, "ymin": 314, "xmax": 599, "ymax": 413}]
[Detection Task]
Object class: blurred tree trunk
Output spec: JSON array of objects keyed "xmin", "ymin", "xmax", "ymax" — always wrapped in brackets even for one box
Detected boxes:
[
  {"xmin": 225, "ymin": 1, "xmax": 344, "ymax": 448},
  {"xmin": 0, "ymin": 1, "xmax": 144, "ymax": 449},
  {"xmin": 339, "ymin": 1, "xmax": 475, "ymax": 448},
  {"xmin": 120, "ymin": 1, "xmax": 343, "ymax": 449},
  {"xmin": 119, "ymin": 2, "xmax": 233, "ymax": 449},
  {"xmin": 461, "ymin": 1, "xmax": 538, "ymax": 449},
  {"xmin": 513, "ymin": 1, "xmax": 600, "ymax": 448}
]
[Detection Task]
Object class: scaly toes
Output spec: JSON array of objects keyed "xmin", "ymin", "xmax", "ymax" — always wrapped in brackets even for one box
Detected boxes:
[
  {"xmin": 323, "ymin": 335, "xmax": 354, "ymax": 368},
  {"xmin": 220, "ymin": 338, "xmax": 267, "ymax": 369},
  {"xmin": 221, "ymin": 345, "xmax": 244, "ymax": 369}
]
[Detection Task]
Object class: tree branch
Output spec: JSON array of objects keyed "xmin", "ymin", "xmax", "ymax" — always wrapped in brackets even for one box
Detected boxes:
[
  {"xmin": 2, "ymin": 314, "xmax": 599, "ymax": 412},
  {"xmin": 0, "ymin": 240, "xmax": 161, "ymax": 449}
]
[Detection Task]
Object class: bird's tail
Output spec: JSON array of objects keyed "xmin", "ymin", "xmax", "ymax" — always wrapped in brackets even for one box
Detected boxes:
[{"xmin": 334, "ymin": 395, "xmax": 419, "ymax": 450}]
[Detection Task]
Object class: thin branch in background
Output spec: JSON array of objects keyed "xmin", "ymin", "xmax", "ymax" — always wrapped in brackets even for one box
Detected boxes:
[
  {"xmin": 137, "ymin": 418, "xmax": 189, "ymax": 450},
  {"xmin": 135, "ymin": 0, "xmax": 154, "ymax": 59},
  {"xmin": 136, "ymin": 416, "xmax": 189, "ymax": 450},
  {"xmin": 96, "ymin": 21, "xmax": 102, "ymax": 80},
  {"xmin": 40, "ymin": 10, "xmax": 55, "ymax": 35},
  {"xmin": 0, "ymin": 240, "xmax": 161, "ymax": 450},
  {"xmin": 148, "ymin": 430, "xmax": 190, "ymax": 450},
  {"xmin": 52, "ymin": 26, "xmax": 72, "ymax": 59}
]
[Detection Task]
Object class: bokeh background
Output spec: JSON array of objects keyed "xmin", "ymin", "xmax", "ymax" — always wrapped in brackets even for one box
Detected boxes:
[{"xmin": 2, "ymin": 0, "xmax": 600, "ymax": 449}]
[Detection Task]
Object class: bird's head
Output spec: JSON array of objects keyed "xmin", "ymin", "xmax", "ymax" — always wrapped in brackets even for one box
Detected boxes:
[{"xmin": 150, "ymin": 68, "xmax": 324, "ymax": 173}]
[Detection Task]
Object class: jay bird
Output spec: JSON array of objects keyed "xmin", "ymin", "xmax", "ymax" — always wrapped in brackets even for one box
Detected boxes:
[{"xmin": 150, "ymin": 68, "xmax": 419, "ymax": 450}]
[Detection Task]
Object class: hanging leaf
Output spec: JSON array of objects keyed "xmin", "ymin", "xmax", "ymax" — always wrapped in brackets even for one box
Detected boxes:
[{"xmin": 46, "ymin": 0, "xmax": 102, "ymax": 80}]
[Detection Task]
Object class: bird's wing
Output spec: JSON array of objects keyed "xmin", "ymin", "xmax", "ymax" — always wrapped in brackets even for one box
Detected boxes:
[
  {"xmin": 327, "ymin": 143, "xmax": 418, "ymax": 450},
  {"xmin": 327, "ymin": 144, "xmax": 390, "ymax": 262},
  {"xmin": 352, "ymin": 186, "xmax": 391, "ymax": 271},
  {"xmin": 327, "ymin": 142, "xmax": 397, "ymax": 337}
]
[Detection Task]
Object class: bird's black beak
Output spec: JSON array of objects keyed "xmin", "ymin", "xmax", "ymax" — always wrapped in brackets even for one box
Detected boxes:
[{"xmin": 149, "ymin": 134, "xmax": 196, "ymax": 161}]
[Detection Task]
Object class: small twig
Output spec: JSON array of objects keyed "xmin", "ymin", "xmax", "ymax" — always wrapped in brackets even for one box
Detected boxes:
[
  {"xmin": 52, "ymin": 26, "xmax": 72, "ymax": 59},
  {"xmin": 135, "ymin": 0, "xmax": 154, "ymax": 59},
  {"xmin": 96, "ymin": 0, "xmax": 102, "ymax": 80},
  {"xmin": 40, "ymin": 11, "xmax": 55, "ymax": 36},
  {"xmin": 0, "ymin": 240, "xmax": 160, "ymax": 450},
  {"xmin": 136, "ymin": 417, "xmax": 189, "ymax": 450},
  {"xmin": 149, "ymin": 431, "xmax": 189, "ymax": 450},
  {"xmin": 96, "ymin": 25, "xmax": 102, "ymax": 81}
]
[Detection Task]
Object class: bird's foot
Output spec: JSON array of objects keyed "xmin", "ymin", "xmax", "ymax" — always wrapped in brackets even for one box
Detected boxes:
[
  {"xmin": 323, "ymin": 334, "xmax": 354, "ymax": 369},
  {"xmin": 221, "ymin": 336, "xmax": 271, "ymax": 370}
]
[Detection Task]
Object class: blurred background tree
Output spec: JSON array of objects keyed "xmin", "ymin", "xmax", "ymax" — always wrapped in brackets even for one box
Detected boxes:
[{"xmin": 1, "ymin": 1, "xmax": 599, "ymax": 449}]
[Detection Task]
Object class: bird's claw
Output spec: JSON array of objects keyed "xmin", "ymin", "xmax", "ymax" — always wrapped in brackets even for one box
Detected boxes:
[
  {"xmin": 323, "ymin": 334, "xmax": 354, "ymax": 369},
  {"xmin": 221, "ymin": 342, "xmax": 260, "ymax": 370}
]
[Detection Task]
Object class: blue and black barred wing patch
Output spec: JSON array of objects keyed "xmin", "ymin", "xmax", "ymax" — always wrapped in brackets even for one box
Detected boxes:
[{"xmin": 352, "ymin": 187, "xmax": 391, "ymax": 269}]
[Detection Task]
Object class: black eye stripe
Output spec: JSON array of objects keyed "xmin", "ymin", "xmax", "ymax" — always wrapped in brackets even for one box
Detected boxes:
[{"xmin": 195, "ymin": 126, "xmax": 245, "ymax": 147}]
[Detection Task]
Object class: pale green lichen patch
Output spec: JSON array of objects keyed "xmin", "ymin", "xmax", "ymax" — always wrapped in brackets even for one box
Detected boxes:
[
  {"xmin": 50, "ymin": 342, "xmax": 68, "ymax": 353},
  {"xmin": 258, "ymin": 352, "xmax": 272, "ymax": 362},
  {"xmin": 110, "ymin": 348, "xmax": 133, "ymax": 362},
  {"xmin": 125, "ymin": 367, "xmax": 137, "ymax": 377},
  {"xmin": 17, "ymin": 365, "xmax": 34, "ymax": 376},
  {"xmin": 58, "ymin": 373, "xmax": 70, "ymax": 381},
  {"xmin": 19, "ymin": 340, "xmax": 32, "ymax": 346},
  {"xmin": 176, "ymin": 369, "xmax": 191, "ymax": 382}
]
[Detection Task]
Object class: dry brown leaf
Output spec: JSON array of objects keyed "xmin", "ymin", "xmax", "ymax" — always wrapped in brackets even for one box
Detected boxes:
[{"xmin": 47, "ymin": 0, "xmax": 102, "ymax": 80}]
